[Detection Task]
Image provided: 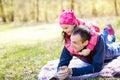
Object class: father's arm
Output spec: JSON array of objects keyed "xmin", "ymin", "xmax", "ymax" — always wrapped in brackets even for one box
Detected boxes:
[
  {"xmin": 71, "ymin": 35, "xmax": 105, "ymax": 76},
  {"xmin": 57, "ymin": 46, "xmax": 73, "ymax": 71}
]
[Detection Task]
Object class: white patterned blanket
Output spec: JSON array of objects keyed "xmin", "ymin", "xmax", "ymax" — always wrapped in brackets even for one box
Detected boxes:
[{"xmin": 38, "ymin": 56, "xmax": 120, "ymax": 80}]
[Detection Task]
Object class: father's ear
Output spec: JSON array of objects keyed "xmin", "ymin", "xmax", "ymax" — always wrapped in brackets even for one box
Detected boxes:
[{"xmin": 83, "ymin": 40, "xmax": 89, "ymax": 46}]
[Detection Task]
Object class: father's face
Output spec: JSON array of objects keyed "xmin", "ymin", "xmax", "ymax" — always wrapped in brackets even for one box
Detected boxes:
[{"xmin": 71, "ymin": 34, "xmax": 88, "ymax": 52}]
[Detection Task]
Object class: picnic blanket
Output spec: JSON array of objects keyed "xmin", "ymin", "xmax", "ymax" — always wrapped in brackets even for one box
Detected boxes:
[{"xmin": 38, "ymin": 56, "xmax": 120, "ymax": 80}]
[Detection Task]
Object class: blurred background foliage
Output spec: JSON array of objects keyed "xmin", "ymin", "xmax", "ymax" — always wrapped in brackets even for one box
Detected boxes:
[{"xmin": 0, "ymin": 0, "xmax": 120, "ymax": 23}]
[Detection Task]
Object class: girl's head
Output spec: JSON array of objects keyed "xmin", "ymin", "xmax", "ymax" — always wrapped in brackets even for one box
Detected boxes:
[
  {"xmin": 59, "ymin": 10, "xmax": 77, "ymax": 25},
  {"xmin": 59, "ymin": 10, "xmax": 77, "ymax": 43}
]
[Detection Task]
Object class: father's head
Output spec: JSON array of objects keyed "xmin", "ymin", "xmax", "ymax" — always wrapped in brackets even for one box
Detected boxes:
[{"xmin": 71, "ymin": 26, "xmax": 91, "ymax": 52}]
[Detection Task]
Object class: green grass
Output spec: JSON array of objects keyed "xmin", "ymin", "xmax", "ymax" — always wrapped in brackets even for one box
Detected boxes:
[
  {"xmin": 0, "ymin": 16, "xmax": 120, "ymax": 80},
  {"xmin": 0, "ymin": 23, "xmax": 62, "ymax": 80},
  {"xmin": 0, "ymin": 39, "xmax": 62, "ymax": 80}
]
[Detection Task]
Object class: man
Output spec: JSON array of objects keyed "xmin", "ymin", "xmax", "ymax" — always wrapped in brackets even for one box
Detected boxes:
[{"xmin": 56, "ymin": 26, "xmax": 120, "ymax": 80}]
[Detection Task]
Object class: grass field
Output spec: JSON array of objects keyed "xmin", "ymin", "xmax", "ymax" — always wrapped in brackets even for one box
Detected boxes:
[{"xmin": 0, "ymin": 16, "xmax": 120, "ymax": 80}]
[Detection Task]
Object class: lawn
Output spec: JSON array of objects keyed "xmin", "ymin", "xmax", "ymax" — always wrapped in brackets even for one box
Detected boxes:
[
  {"xmin": 0, "ymin": 23, "xmax": 62, "ymax": 80},
  {"xmin": 0, "ymin": 16, "xmax": 120, "ymax": 80}
]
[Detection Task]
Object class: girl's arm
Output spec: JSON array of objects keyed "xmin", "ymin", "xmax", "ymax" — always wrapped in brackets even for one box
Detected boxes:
[{"xmin": 87, "ymin": 23, "xmax": 99, "ymax": 51}]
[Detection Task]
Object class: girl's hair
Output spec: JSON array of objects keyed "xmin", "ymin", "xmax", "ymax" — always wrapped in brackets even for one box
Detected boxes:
[
  {"xmin": 72, "ymin": 26, "xmax": 91, "ymax": 43},
  {"xmin": 62, "ymin": 25, "xmax": 77, "ymax": 43}
]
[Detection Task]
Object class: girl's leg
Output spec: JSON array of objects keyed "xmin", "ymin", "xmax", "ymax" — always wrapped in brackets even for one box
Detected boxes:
[
  {"xmin": 102, "ymin": 29, "xmax": 108, "ymax": 43},
  {"xmin": 104, "ymin": 24, "xmax": 115, "ymax": 36},
  {"xmin": 105, "ymin": 42, "xmax": 120, "ymax": 60},
  {"xmin": 102, "ymin": 24, "xmax": 115, "ymax": 43},
  {"xmin": 107, "ymin": 35, "xmax": 116, "ymax": 43}
]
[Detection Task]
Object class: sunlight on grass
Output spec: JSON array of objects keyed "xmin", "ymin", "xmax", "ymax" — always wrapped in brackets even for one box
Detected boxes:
[{"xmin": 0, "ymin": 23, "xmax": 62, "ymax": 44}]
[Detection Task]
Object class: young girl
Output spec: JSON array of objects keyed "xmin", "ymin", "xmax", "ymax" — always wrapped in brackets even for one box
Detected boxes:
[{"xmin": 59, "ymin": 10, "xmax": 100, "ymax": 56}]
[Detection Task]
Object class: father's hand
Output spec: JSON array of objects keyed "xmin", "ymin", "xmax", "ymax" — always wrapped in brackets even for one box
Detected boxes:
[{"xmin": 57, "ymin": 66, "xmax": 72, "ymax": 80}]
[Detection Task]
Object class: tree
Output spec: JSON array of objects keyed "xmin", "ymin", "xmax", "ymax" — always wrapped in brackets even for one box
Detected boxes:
[
  {"xmin": 60, "ymin": 0, "xmax": 63, "ymax": 10},
  {"xmin": 114, "ymin": 0, "xmax": 118, "ymax": 16},
  {"xmin": 44, "ymin": 0, "xmax": 49, "ymax": 23},
  {"xmin": 92, "ymin": 0, "xmax": 97, "ymax": 16},
  {"xmin": 70, "ymin": 0, "xmax": 74, "ymax": 10},
  {"xmin": 0, "ymin": 0, "xmax": 6, "ymax": 22},
  {"xmin": 10, "ymin": 0, "xmax": 14, "ymax": 22},
  {"xmin": 36, "ymin": 0, "xmax": 39, "ymax": 22}
]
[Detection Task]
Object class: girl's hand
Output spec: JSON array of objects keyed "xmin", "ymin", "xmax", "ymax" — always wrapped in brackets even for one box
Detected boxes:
[{"xmin": 79, "ymin": 49, "xmax": 91, "ymax": 56}]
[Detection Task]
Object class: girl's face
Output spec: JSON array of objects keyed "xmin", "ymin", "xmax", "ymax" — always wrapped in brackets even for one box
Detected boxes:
[{"xmin": 61, "ymin": 25, "xmax": 75, "ymax": 36}]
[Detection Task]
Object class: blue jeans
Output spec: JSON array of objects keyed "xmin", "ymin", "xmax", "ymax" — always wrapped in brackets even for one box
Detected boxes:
[
  {"xmin": 102, "ymin": 29, "xmax": 115, "ymax": 43},
  {"xmin": 102, "ymin": 30, "xmax": 120, "ymax": 60},
  {"xmin": 105, "ymin": 42, "xmax": 120, "ymax": 60}
]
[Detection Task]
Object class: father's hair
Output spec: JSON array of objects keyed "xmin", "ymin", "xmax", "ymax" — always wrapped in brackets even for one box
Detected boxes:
[{"xmin": 72, "ymin": 26, "xmax": 91, "ymax": 43}]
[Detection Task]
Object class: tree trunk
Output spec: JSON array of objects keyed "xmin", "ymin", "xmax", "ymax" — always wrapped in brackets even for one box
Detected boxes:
[
  {"xmin": 44, "ymin": 0, "xmax": 48, "ymax": 23},
  {"xmin": 36, "ymin": 0, "xmax": 39, "ymax": 22},
  {"xmin": 0, "ymin": 0, "xmax": 6, "ymax": 22},
  {"xmin": 70, "ymin": 0, "xmax": 74, "ymax": 10},
  {"xmin": 60, "ymin": 0, "xmax": 63, "ymax": 11},
  {"xmin": 10, "ymin": 0, "xmax": 14, "ymax": 22},
  {"xmin": 114, "ymin": 0, "xmax": 118, "ymax": 16},
  {"xmin": 92, "ymin": 0, "xmax": 97, "ymax": 16},
  {"xmin": 77, "ymin": 0, "xmax": 81, "ymax": 17}
]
